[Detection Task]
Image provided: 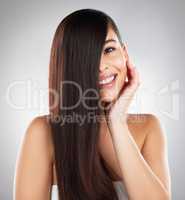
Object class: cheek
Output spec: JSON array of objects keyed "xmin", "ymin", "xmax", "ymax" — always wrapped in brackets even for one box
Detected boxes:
[
  {"xmin": 113, "ymin": 52, "xmax": 127, "ymax": 71},
  {"xmin": 114, "ymin": 57, "xmax": 127, "ymax": 79}
]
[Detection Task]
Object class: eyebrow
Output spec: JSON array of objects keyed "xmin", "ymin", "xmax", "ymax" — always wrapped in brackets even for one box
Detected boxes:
[{"xmin": 104, "ymin": 39, "xmax": 117, "ymax": 44}]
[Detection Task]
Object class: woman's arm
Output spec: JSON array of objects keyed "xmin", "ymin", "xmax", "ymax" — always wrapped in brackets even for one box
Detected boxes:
[
  {"xmin": 13, "ymin": 116, "xmax": 54, "ymax": 200},
  {"xmin": 103, "ymin": 44, "xmax": 171, "ymax": 199},
  {"xmin": 108, "ymin": 114, "xmax": 171, "ymax": 200}
]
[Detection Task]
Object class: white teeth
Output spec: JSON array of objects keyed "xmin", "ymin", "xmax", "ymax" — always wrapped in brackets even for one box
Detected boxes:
[{"xmin": 99, "ymin": 75, "xmax": 115, "ymax": 85}]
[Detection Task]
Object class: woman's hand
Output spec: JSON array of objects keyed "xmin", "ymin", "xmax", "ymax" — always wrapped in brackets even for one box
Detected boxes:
[{"xmin": 104, "ymin": 44, "xmax": 141, "ymax": 124}]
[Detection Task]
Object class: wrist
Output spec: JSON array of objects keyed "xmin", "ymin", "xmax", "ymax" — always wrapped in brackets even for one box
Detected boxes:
[
  {"xmin": 107, "ymin": 118, "xmax": 129, "ymax": 139},
  {"xmin": 109, "ymin": 112, "xmax": 128, "ymax": 124},
  {"xmin": 107, "ymin": 115, "xmax": 128, "ymax": 131}
]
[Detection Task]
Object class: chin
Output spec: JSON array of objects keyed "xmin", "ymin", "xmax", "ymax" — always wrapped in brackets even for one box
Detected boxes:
[
  {"xmin": 100, "ymin": 93, "xmax": 117, "ymax": 103},
  {"xmin": 100, "ymin": 86, "xmax": 121, "ymax": 103}
]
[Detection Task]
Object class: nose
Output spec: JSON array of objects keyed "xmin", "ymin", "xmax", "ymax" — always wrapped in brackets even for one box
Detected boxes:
[{"xmin": 99, "ymin": 63, "xmax": 109, "ymax": 73}]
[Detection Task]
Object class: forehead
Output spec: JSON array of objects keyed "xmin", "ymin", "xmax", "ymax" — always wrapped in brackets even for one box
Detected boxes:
[{"xmin": 105, "ymin": 27, "xmax": 119, "ymax": 42}]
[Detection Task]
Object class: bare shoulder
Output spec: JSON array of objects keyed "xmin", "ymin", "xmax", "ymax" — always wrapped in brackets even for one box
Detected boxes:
[
  {"xmin": 134, "ymin": 113, "xmax": 168, "ymax": 154},
  {"xmin": 127, "ymin": 113, "xmax": 156, "ymax": 129},
  {"xmin": 126, "ymin": 113, "xmax": 155, "ymax": 149},
  {"xmin": 23, "ymin": 115, "xmax": 54, "ymax": 160},
  {"xmin": 128, "ymin": 114, "xmax": 171, "ymax": 194},
  {"xmin": 14, "ymin": 115, "xmax": 54, "ymax": 199}
]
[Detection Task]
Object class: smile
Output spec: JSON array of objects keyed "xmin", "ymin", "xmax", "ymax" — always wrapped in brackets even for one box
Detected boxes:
[{"xmin": 99, "ymin": 74, "xmax": 117, "ymax": 88}]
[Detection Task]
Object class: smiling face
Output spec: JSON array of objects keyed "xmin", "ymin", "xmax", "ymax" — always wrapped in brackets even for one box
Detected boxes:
[{"xmin": 99, "ymin": 26, "xmax": 128, "ymax": 102}]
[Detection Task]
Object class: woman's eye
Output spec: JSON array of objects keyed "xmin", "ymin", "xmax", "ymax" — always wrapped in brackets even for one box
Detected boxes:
[{"xmin": 104, "ymin": 47, "xmax": 116, "ymax": 54}]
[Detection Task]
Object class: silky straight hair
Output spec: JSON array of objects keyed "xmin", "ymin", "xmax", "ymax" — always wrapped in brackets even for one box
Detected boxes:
[{"xmin": 48, "ymin": 8, "xmax": 123, "ymax": 200}]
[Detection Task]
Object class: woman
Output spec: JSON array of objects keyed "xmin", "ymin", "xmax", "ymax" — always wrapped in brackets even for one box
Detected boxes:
[{"xmin": 14, "ymin": 9, "xmax": 171, "ymax": 200}]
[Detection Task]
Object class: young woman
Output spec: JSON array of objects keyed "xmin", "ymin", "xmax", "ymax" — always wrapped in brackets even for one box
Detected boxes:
[{"xmin": 14, "ymin": 9, "xmax": 171, "ymax": 200}]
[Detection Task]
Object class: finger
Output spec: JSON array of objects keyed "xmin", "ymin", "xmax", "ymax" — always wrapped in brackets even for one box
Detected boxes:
[
  {"xmin": 124, "ymin": 42, "xmax": 129, "ymax": 61},
  {"xmin": 126, "ymin": 64, "xmax": 132, "ymax": 83},
  {"xmin": 127, "ymin": 57, "xmax": 135, "ymax": 69},
  {"xmin": 130, "ymin": 67, "xmax": 140, "ymax": 89},
  {"xmin": 124, "ymin": 43, "xmax": 134, "ymax": 68},
  {"xmin": 123, "ymin": 44, "xmax": 140, "ymax": 89},
  {"xmin": 126, "ymin": 52, "xmax": 139, "ymax": 85},
  {"xmin": 126, "ymin": 60, "xmax": 135, "ymax": 85}
]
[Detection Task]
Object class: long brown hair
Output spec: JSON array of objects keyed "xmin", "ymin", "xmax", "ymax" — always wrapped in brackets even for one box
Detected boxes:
[{"xmin": 48, "ymin": 9, "xmax": 123, "ymax": 200}]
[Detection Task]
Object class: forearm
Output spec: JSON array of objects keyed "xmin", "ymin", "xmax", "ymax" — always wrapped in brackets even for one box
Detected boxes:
[{"xmin": 107, "ymin": 120, "xmax": 170, "ymax": 200}]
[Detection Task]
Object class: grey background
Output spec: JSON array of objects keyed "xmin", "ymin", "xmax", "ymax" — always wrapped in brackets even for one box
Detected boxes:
[{"xmin": 0, "ymin": 0, "xmax": 185, "ymax": 199}]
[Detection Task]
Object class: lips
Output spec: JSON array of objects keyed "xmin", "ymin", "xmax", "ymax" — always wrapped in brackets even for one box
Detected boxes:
[
  {"xmin": 99, "ymin": 73, "xmax": 117, "ymax": 82},
  {"xmin": 99, "ymin": 74, "xmax": 117, "ymax": 87}
]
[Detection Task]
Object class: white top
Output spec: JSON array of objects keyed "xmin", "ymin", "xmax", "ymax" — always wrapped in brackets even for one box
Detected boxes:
[{"xmin": 51, "ymin": 181, "xmax": 128, "ymax": 200}]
